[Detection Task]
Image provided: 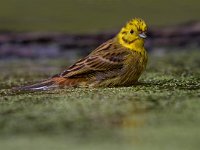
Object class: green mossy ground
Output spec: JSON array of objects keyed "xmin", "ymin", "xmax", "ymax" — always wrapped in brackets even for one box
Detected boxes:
[{"xmin": 0, "ymin": 49, "xmax": 200, "ymax": 150}]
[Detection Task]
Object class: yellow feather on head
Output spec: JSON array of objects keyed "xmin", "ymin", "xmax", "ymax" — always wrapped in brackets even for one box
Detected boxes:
[{"xmin": 117, "ymin": 18, "xmax": 148, "ymax": 52}]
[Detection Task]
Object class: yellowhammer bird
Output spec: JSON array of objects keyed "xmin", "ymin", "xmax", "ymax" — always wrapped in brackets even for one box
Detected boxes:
[{"xmin": 16, "ymin": 18, "xmax": 148, "ymax": 91}]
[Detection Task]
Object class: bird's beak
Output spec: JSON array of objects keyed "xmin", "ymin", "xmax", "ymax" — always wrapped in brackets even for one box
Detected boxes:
[{"xmin": 139, "ymin": 32, "xmax": 147, "ymax": 39}]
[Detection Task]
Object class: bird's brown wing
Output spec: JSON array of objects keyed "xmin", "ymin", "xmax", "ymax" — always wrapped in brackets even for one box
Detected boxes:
[{"xmin": 58, "ymin": 39, "xmax": 129, "ymax": 78}]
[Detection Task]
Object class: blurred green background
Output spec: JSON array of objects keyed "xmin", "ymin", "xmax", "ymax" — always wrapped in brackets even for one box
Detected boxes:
[{"xmin": 0, "ymin": 0, "xmax": 200, "ymax": 32}]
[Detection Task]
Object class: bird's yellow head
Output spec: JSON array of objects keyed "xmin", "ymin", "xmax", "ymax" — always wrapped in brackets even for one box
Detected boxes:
[{"xmin": 117, "ymin": 18, "xmax": 148, "ymax": 51}]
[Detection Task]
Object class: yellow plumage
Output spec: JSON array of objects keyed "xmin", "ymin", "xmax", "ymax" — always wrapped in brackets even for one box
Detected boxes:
[{"xmin": 16, "ymin": 18, "xmax": 148, "ymax": 90}]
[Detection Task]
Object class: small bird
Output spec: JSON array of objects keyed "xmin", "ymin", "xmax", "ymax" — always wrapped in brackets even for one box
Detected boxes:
[{"xmin": 16, "ymin": 18, "xmax": 148, "ymax": 91}]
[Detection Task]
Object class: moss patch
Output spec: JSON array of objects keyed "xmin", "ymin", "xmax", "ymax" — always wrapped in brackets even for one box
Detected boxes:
[{"xmin": 0, "ymin": 50, "xmax": 200, "ymax": 150}]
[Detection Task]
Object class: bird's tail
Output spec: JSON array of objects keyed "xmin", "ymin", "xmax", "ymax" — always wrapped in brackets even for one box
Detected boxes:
[{"xmin": 13, "ymin": 77, "xmax": 74, "ymax": 91}]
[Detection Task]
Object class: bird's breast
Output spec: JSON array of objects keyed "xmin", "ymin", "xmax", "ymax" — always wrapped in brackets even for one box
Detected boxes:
[{"xmin": 120, "ymin": 50, "xmax": 147, "ymax": 85}]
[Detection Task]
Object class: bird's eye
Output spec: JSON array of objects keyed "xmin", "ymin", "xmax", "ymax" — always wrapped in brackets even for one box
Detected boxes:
[{"xmin": 130, "ymin": 29, "xmax": 134, "ymax": 34}]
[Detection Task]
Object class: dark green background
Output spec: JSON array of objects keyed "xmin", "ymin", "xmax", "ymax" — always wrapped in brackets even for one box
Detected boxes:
[{"xmin": 0, "ymin": 0, "xmax": 199, "ymax": 32}]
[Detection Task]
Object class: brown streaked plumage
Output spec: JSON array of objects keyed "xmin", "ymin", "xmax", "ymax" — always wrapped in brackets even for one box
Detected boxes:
[{"xmin": 15, "ymin": 18, "xmax": 148, "ymax": 91}]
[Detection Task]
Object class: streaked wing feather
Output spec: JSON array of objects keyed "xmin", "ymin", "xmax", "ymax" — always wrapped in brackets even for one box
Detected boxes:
[{"xmin": 60, "ymin": 39, "xmax": 129, "ymax": 78}]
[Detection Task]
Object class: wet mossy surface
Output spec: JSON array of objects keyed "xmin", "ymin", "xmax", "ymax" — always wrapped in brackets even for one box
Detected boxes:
[{"xmin": 0, "ymin": 50, "xmax": 200, "ymax": 150}]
